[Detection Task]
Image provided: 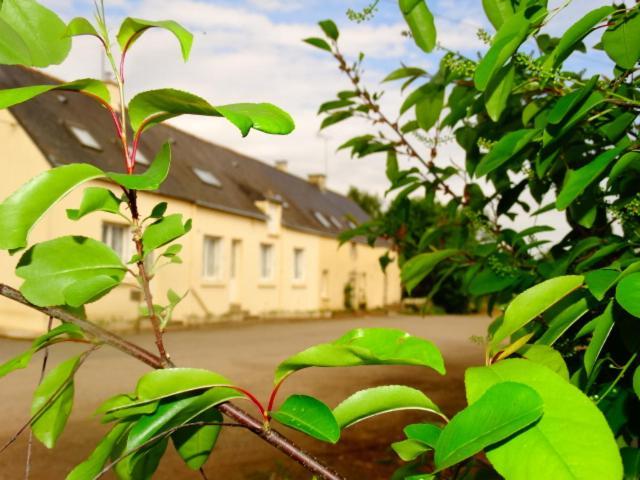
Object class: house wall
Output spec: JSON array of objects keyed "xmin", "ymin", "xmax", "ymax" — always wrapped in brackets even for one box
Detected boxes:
[{"xmin": 0, "ymin": 110, "xmax": 401, "ymax": 337}]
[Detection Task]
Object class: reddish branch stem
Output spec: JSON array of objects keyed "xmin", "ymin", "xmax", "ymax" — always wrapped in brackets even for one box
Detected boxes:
[{"xmin": 0, "ymin": 284, "xmax": 345, "ymax": 480}]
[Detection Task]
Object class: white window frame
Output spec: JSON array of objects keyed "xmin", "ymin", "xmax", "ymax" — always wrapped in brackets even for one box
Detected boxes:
[
  {"xmin": 293, "ymin": 248, "xmax": 305, "ymax": 282},
  {"xmin": 314, "ymin": 211, "xmax": 332, "ymax": 229},
  {"xmin": 102, "ymin": 222, "xmax": 131, "ymax": 262},
  {"xmin": 193, "ymin": 167, "xmax": 223, "ymax": 188},
  {"xmin": 203, "ymin": 236, "xmax": 223, "ymax": 280},
  {"xmin": 260, "ymin": 243, "xmax": 275, "ymax": 281}
]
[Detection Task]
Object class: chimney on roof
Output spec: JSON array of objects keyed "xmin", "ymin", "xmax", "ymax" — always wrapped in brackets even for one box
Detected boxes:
[
  {"xmin": 275, "ymin": 160, "xmax": 288, "ymax": 172},
  {"xmin": 308, "ymin": 173, "xmax": 327, "ymax": 192}
]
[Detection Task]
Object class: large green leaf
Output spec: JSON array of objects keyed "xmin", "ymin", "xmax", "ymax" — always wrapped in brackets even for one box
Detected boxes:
[
  {"xmin": 274, "ymin": 328, "xmax": 445, "ymax": 384},
  {"xmin": 66, "ymin": 187, "xmax": 122, "ymax": 221},
  {"xmin": 0, "ymin": 324, "xmax": 83, "ymax": 380},
  {"xmin": 475, "ymin": 129, "xmax": 538, "ymax": 177},
  {"xmin": 0, "ymin": 0, "xmax": 71, "ymax": 67},
  {"xmin": 583, "ymin": 302, "xmax": 615, "ymax": 376},
  {"xmin": 113, "ymin": 435, "xmax": 167, "ymax": 480},
  {"xmin": 117, "ymin": 18, "xmax": 193, "ymax": 60},
  {"xmin": 415, "ymin": 84, "xmax": 444, "ymax": 131},
  {"xmin": 482, "ymin": 0, "xmax": 515, "ymax": 29},
  {"xmin": 474, "ymin": 9, "xmax": 535, "ymax": 91},
  {"xmin": 543, "ymin": 6, "xmax": 614, "ymax": 69},
  {"xmin": 490, "ymin": 275, "xmax": 584, "ymax": 351},
  {"xmin": 401, "ymin": 249, "xmax": 459, "ymax": 294},
  {"xmin": 272, "ymin": 395, "xmax": 340, "ymax": 444},
  {"xmin": 556, "ymin": 146, "xmax": 626, "ymax": 210},
  {"xmin": 434, "ymin": 382, "xmax": 543, "ymax": 471},
  {"xmin": 0, "ymin": 164, "xmax": 105, "ymax": 250},
  {"xmin": 633, "ymin": 366, "xmax": 640, "ymax": 400},
  {"xmin": 172, "ymin": 409, "xmax": 222, "ymax": 470},
  {"xmin": 16, "ymin": 236, "xmax": 126, "ymax": 307},
  {"xmin": 399, "ymin": 0, "xmax": 437, "ymax": 53},
  {"xmin": 64, "ymin": 17, "xmax": 101, "ymax": 40},
  {"xmin": 66, "ymin": 423, "xmax": 130, "ymax": 480},
  {"xmin": 547, "ymin": 76, "xmax": 598, "ymax": 125},
  {"xmin": 518, "ymin": 344, "xmax": 569, "ymax": 381},
  {"xmin": 333, "ymin": 385, "xmax": 442, "ymax": 429},
  {"xmin": 536, "ymin": 291, "xmax": 592, "ymax": 345},
  {"xmin": 585, "ymin": 269, "xmax": 620, "ymax": 301},
  {"xmin": 135, "ymin": 368, "xmax": 232, "ymax": 402},
  {"xmin": 404, "ymin": 423, "xmax": 441, "ymax": 447},
  {"xmin": 108, "ymin": 143, "xmax": 172, "ymax": 191},
  {"xmin": 616, "ymin": 272, "xmax": 640, "ymax": 317},
  {"xmin": 602, "ymin": 8, "xmax": 640, "ymax": 69},
  {"xmin": 142, "ymin": 214, "xmax": 191, "ymax": 256},
  {"xmin": 466, "ymin": 359, "xmax": 622, "ymax": 480},
  {"xmin": 392, "ymin": 439, "xmax": 430, "ymax": 461},
  {"xmin": 484, "ymin": 63, "xmax": 515, "ymax": 122},
  {"xmin": 0, "ymin": 79, "xmax": 110, "ymax": 110},
  {"xmin": 31, "ymin": 356, "xmax": 79, "ymax": 449},
  {"xmin": 128, "ymin": 89, "xmax": 295, "ymax": 136}
]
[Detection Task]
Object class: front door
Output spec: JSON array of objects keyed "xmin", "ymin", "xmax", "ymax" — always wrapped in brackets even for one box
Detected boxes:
[{"xmin": 229, "ymin": 240, "xmax": 242, "ymax": 305}]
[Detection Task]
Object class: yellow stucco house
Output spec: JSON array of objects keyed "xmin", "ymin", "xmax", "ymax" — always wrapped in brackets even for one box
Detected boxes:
[{"xmin": 0, "ymin": 66, "xmax": 401, "ymax": 337}]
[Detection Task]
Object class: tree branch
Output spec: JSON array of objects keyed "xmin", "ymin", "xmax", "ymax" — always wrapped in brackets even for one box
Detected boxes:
[{"xmin": 0, "ymin": 284, "xmax": 345, "ymax": 480}]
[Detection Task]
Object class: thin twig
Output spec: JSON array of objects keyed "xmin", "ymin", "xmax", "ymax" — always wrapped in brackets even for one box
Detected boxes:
[{"xmin": 24, "ymin": 316, "xmax": 53, "ymax": 480}]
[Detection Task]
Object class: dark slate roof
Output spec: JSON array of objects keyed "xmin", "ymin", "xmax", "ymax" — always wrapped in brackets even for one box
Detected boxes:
[{"xmin": 0, "ymin": 65, "xmax": 369, "ymax": 238}]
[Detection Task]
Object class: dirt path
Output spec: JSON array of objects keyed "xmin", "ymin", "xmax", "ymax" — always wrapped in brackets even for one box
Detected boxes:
[{"xmin": 0, "ymin": 314, "xmax": 490, "ymax": 479}]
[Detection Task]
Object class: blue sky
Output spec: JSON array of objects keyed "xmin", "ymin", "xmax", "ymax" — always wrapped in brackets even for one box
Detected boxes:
[{"xmin": 39, "ymin": 0, "xmax": 624, "ymax": 206}]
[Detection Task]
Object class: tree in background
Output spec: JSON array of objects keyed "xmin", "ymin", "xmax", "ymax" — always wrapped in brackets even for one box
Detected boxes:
[{"xmin": 347, "ymin": 186, "xmax": 383, "ymax": 218}]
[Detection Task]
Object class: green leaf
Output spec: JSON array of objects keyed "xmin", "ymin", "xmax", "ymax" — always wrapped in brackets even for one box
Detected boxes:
[
  {"xmin": 0, "ymin": 78, "xmax": 110, "ymax": 110},
  {"xmin": 474, "ymin": 10, "xmax": 533, "ymax": 91},
  {"xmin": 585, "ymin": 269, "xmax": 619, "ymax": 301},
  {"xmin": 536, "ymin": 291, "xmax": 591, "ymax": 345},
  {"xmin": 633, "ymin": 367, "xmax": 640, "ymax": 400},
  {"xmin": 602, "ymin": 9, "xmax": 640, "ymax": 69},
  {"xmin": 484, "ymin": 63, "xmax": 515, "ymax": 122},
  {"xmin": 0, "ymin": 0, "xmax": 71, "ymax": 67},
  {"xmin": 543, "ymin": 6, "xmax": 614, "ymax": 69},
  {"xmin": 128, "ymin": 89, "xmax": 295, "ymax": 137},
  {"xmin": 108, "ymin": 143, "xmax": 171, "ymax": 191},
  {"xmin": 622, "ymin": 447, "xmax": 640, "ymax": 480},
  {"xmin": 65, "ymin": 17, "xmax": 101, "ymax": 39},
  {"xmin": 616, "ymin": 272, "xmax": 640, "ymax": 317},
  {"xmin": 64, "ymin": 275, "xmax": 123, "ymax": 308},
  {"xmin": 401, "ymin": 249, "xmax": 459, "ymax": 294},
  {"xmin": 0, "ymin": 164, "xmax": 105, "ymax": 250},
  {"xmin": 490, "ymin": 275, "xmax": 584, "ymax": 351},
  {"xmin": 610, "ymin": 151, "xmax": 640, "ymax": 184},
  {"xmin": 113, "ymin": 435, "xmax": 167, "ymax": 480},
  {"xmin": 0, "ymin": 324, "xmax": 82, "ymax": 379},
  {"xmin": 482, "ymin": 0, "xmax": 515, "ymax": 29},
  {"xmin": 556, "ymin": 146, "xmax": 626, "ymax": 210},
  {"xmin": 583, "ymin": 302, "xmax": 615, "ymax": 376},
  {"xmin": 468, "ymin": 269, "xmax": 518, "ymax": 296},
  {"xmin": 318, "ymin": 19, "xmax": 339, "ymax": 40},
  {"xmin": 31, "ymin": 356, "xmax": 79, "ymax": 448},
  {"xmin": 434, "ymin": 382, "xmax": 543, "ymax": 471},
  {"xmin": 383, "ymin": 67, "xmax": 426, "ymax": 82},
  {"xmin": 415, "ymin": 84, "xmax": 444, "ymax": 131},
  {"xmin": 392, "ymin": 439, "xmax": 430, "ymax": 461},
  {"xmin": 142, "ymin": 214, "xmax": 191, "ymax": 256},
  {"xmin": 117, "ymin": 17, "xmax": 193, "ymax": 60},
  {"xmin": 16, "ymin": 236, "xmax": 126, "ymax": 307},
  {"xmin": 272, "ymin": 395, "xmax": 340, "ymax": 444},
  {"xmin": 66, "ymin": 423, "xmax": 130, "ymax": 480},
  {"xmin": 466, "ymin": 359, "xmax": 622, "ymax": 480},
  {"xmin": 66, "ymin": 187, "xmax": 121, "ymax": 221},
  {"xmin": 274, "ymin": 328, "xmax": 445, "ymax": 384},
  {"xmin": 399, "ymin": 0, "xmax": 437, "ymax": 53},
  {"xmin": 518, "ymin": 345, "xmax": 569, "ymax": 381},
  {"xmin": 303, "ymin": 37, "xmax": 332, "ymax": 52},
  {"xmin": 404, "ymin": 423, "xmax": 441, "ymax": 448},
  {"xmin": 135, "ymin": 368, "xmax": 232, "ymax": 402},
  {"xmin": 172, "ymin": 408, "xmax": 222, "ymax": 470},
  {"xmin": 475, "ymin": 129, "xmax": 538, "ymax": 177},
  {"xmin": 333, "ymin": 385, "xmax": 442, "ymax": 429}
]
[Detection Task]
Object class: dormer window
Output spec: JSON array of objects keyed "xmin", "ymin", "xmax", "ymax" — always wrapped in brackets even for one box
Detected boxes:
[
  {"xmin": 136, "ymin": 151, "xmax": 151, "ymax": 166},
  {"xmin": 193, "ymin": 167, "xmax": 222, "ymax": 188},
  {"xmin": 314, "ymin": 211, "xmax": 331, "ymax": 229},
  {"xmin": 69, "ymin": 125, "xmax": 102, "ymax": 151},
  {"xmin": 330, "ymin": 216, "xmax": 343, "ymax": 229}
]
